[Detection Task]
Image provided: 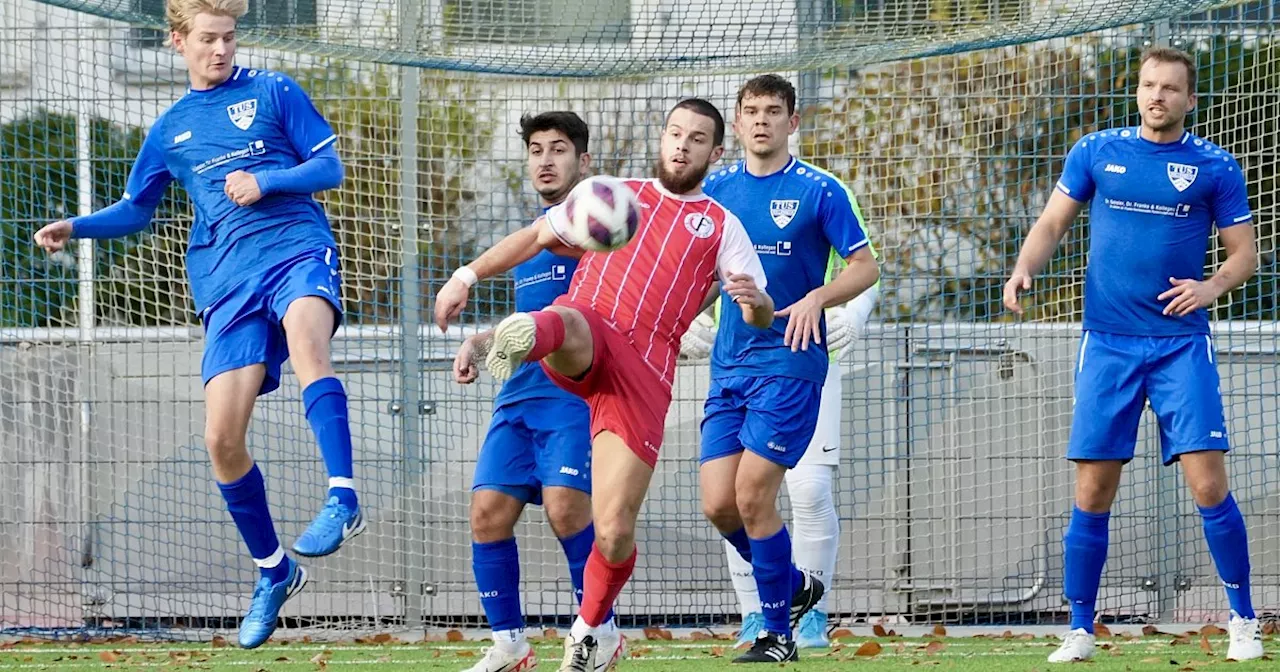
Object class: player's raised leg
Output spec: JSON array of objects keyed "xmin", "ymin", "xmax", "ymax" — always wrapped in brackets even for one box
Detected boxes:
[
  {"xmin": 206, "ymin": 364, "xmax": 307, "ymax": 649},
  {"xmin": 485, "ymin": 305, "xmax": 593, "ymax": 381},
  {"xmin": 282, "ymin": 292, "xmax": 366, "ymax": 558}
]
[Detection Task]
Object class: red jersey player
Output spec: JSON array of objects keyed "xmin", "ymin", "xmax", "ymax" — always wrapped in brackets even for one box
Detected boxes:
[{"xmin": 435, "ymin": 99, "xmax": 773, "ymax": 672}]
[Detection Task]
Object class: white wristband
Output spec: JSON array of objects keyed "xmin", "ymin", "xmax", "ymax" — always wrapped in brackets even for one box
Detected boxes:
[{"xmin": 452, "ymin": 266, "xmax": 478, "ymax": 288}]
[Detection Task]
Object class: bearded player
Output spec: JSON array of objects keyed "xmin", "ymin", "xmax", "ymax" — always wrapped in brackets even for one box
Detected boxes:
[
  {"xmin": 435, "ymin": 98, "xmax": 782, "ymax": 672},
  {"xmin": 451, "ymin": 112, "xmax": 622, "ymax": 672}
]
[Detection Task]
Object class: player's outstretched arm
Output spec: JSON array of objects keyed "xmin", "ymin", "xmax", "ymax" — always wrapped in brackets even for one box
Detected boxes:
[
  {"xmin": 35, "ymin": 123, "xmax": 172, "ymax": 252},
  {"xmin": 1004, "ymin": 189, "xmax": 1083, "ymax": 315},
  {"xmin": 433, "ymin": 218, "xmax": 565, "ymax": 332},
  {"xmin": 224, "ymin": 145, "xmax": 344, "ymax": 207}
]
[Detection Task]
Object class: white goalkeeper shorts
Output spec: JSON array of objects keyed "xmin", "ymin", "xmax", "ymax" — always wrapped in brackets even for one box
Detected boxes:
[{"xmin": 797, "ymin": 361, "xmax": 843, "ymax": 467}]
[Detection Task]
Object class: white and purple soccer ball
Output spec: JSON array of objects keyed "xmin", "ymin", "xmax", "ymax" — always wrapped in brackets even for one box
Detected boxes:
[{"xmin": 564, "ymin": 176, "xmax": 640, "ymax": 252}]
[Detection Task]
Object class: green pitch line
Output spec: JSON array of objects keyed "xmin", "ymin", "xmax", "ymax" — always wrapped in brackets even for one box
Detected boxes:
[{"xmin": 0, "ymin": 635, "xmax": 1271, "ymax": 671}]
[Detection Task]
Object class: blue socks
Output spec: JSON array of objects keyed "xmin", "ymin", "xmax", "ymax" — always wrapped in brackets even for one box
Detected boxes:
[
  {"xmin": 749, "ymin": 526, "xmax": 795, "ymax": 636},
  {"xmin": 473, "ymin": 537, "xmax": 524, "ymax": 632},
  {"xmin": 218, "ymin": 464, "xmax": 289, "ymax": 583},
  {"xmin": 303, "ymin": 377, "xmax": 358, "ymax": 508},
  {"xmin": 723, "ymin": 527, "xmax": 753, "ymax": 563},
  {"xmin": 1063, "ymin": 507, "xmax": 1110, "ymax": 633},
  {"xmin": 1199, "ymin": 493, "xmax": 1254, "ymax": 619},
  {"xmin": 559, "ymin": 523, "xmax": 613, "ymax": 622}
]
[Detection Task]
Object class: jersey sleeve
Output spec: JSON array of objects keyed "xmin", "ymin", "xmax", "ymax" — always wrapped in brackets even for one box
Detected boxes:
[
  {"xmin": 818, "ymin": 180, "xmax": 870, "ymax": 258},
  {"xmin": 1055, "ymin": 136, "xmax": 1096, "ymax": 203},
  {"xmin": 543, "ymin": 201, "xmax": 580, "ymax": 248},
  {"xmin": 1212, "ymin": 157, "xmax": 1253, "ymax": 228},
  {"xmin": 268, "ymin": 73, "xmax": 338, "ymax": 160},
  {"xmin": 120, "ymin": 121, "xmax": 174, "ymax": 210},
  {"xmin": 716, "ymin": 212, "xmax": 768, "ymax": 291}
]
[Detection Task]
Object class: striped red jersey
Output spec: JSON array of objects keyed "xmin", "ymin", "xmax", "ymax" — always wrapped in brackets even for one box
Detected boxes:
[{"xmin": 546, "ymin": 178, "xmax": 767, "ymax": 388}]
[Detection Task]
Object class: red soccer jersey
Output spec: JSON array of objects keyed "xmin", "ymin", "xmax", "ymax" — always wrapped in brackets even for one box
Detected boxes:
[{"xmin": 546, "ymin": 178, "xmax": 767, "ymax": 388}]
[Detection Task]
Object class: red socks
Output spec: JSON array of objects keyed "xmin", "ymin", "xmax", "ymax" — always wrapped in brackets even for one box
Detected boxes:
[
  {"xmin": 580, "ymin": 544, "xmax": 636, "ymax": 626},
  {"xmin": 526, "ymin": 310, "xmax": 566, "ymax": 361}
]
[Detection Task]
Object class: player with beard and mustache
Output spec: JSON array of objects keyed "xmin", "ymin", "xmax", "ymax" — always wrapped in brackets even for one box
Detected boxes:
[{"xmin": 435, "ymin": 98, "xmax": 774, "ymax": 672}]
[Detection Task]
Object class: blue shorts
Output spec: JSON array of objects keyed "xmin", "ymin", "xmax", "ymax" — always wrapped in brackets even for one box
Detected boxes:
[
  {"xmin": 1068, "ymin": 331, "xmax": 1229, "ymax": 466},
  {"xmin": 472, "ymin": 398, "xmax": 593, "ymax": 505},
  {"xmin": 699, "ymin": 375, "xmax": 822, "ymax": 469},
  {"xmin": 199, "ymin": 246, "xmax": 343, "ymax": 396}
]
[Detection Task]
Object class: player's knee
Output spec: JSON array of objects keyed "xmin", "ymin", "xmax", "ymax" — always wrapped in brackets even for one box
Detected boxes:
[
  {"xmin": 701, "ymin": 495, "xmax": 741, "ymax": 533},
  {"xmin": 469, "ymin": 497, "xmax": 518, "ymax": 542},
  {"xmin": 543, "ymin": 490, "xmax": 592, "ymax": 538},
  {"xmin": 1188, "ymin": 474, "xmax": 1228, "ymax": 508},
  {"xmin": 735, "ymin": 485, "xmax": 777, "ymax": 527},
  {"xmin": 592, "ymin": 511, "xmax": 636, "ymax": 559},
  {"xmin": 786, "ymin": 469, "xmax": 835, "ymax": 517},
  {"xmin": 549, "ymin": 307, "xmax": 592, "ymax": 353}
]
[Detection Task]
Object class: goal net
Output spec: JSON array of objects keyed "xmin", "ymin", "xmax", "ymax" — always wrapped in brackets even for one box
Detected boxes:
[{"xmin": 0, "ymin": 0, "xmax": 1276, "ymax": 640}]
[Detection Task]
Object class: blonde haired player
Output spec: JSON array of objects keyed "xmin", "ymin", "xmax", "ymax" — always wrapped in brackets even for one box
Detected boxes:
[{"xmin": 35, "ymin": 0, "xmax": 363, "ymax": 649}]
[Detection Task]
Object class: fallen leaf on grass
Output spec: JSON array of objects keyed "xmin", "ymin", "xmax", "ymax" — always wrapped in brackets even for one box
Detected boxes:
[
  {"xmin": 302, "ymin": 636, "xmax": 313, "ymax": 644},
  {"xmin": 924, "ymin": 641, "xmax": 945, "ymax": 654},
  {"xmin": 1262, "ymin": 622, "xmax": 1277, "ymax": 636},
  {"xmin": 932, "ymin": 624, "xmax": 947, "ymax": 636},
  {"xmin": 1094, "ymin": 623, "xmax": 1112, "ymax": 638},
  {"xmin": 373, "ymin": 633, "xmax": 394, "ymax": 644},
  {"xmin": 210, "ymin": 636, "xmax": 228, "ymax": 648},
  {"xmin": 1118, "ymin": 632, "xmax": 1135, "ymax": 640},
  {"xmin": 831, "ymin": 628, "xmax": 854, "ymax": 640},
  {"xmin": 1199, "ymin": 624, "xmax": 1226, "ymax": 636},
  {"xmin": 1142, "ymin": 625, "xmax": 1162, "ymax": 637},
  {"xmin": 542, "ymin": 628, "xmax": 559, "ymax": 640},
  {"xmin": 1017, "ymin": 633, "xmax": 1036, "ymax": 640},
  {"xmin": 642, "ymin": 627, "xmax": 672, "ymax": 640},
  {"xmin": 98, "ymin": 652, "xmax": 119, "ymax": 663},
  {"xmin": 854, "ymin": 641, "xmax": 882, "ymax": 657},
  {"xmin": 1170, "ymin": 636, "xmax": 1191, "ymax": 646},
  {"xmin": 446, "ymin": 630, "xmax": 464, "ymax": 643},
  {"xmin": 873, "ymin": 624, "xmax": 889, "ymax": 637},
  {"xmin": 709, "ymin": 646, "xmax": 724, "ymax": 658},
  {"xmin": 689, "ymin": 631, "xmax": 713, "ymax": 641},
  {"xmin": 1199, "ymin": 634, "xmax": 1213, "ymax": 654},
  {"xmin": 309, "ymin": 653, "xmax": 329, "ymax": 664},
  {"xmin": 455, "ymin": 651, "xmax": 475, "ymax": 658}
]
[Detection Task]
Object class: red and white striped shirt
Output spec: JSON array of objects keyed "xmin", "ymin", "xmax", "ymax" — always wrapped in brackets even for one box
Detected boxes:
[{"xmin": 547, "ymin": 178, "xmax": 767, "ymax": 388}]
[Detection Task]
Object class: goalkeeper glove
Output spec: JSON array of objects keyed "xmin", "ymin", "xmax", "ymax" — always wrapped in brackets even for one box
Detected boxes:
[{"xmin": 679, "ymin": 311, "xmax": 717, "ymax": 360}]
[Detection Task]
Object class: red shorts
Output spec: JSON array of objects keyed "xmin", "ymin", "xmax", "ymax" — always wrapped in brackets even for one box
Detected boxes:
[{"xmin": 539, "ymin": 298, "xmax": 671, "ymax": 468}]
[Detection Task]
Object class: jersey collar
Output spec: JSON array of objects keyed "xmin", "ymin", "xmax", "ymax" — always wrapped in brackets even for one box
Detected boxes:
[
  {"xmin": 186, "ymin": 66, "xmax": 243, "ymax": 94},
  {"xmin": 740, "ymin": 155, "xmax": 798, "ymax": 179},
  {"xmin": 649, "ymin": 179, "xmax": 711, "ymax": 202}
]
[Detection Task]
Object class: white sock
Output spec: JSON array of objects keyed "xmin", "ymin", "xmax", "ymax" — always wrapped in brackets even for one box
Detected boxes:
[
  {"xmin": 787, "ymin": 464, "xmax": 839, "ymax": 613},
  {"xmin": 724, "ymin": 538, "xmax": 761, "ymax": 617},
  {"xmin": 492, "ymin": 628, "xmax": 526, "ymax": 653},
  {"xmin": 596, "ymin": 617, "xmax": 618, "ymax": 636},
  {"xmin": 569, "ymin": 616, "xmax": 598, "ymax": 641}
]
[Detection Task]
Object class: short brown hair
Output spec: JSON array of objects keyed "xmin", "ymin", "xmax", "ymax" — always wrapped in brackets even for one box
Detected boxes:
[
  {"xmin": 1139, "ymin": 46, "xmax": 1197, "ymax": 93},
  {"xmin": 737, "ymin": 74, "xmax": 797, "ymax": 116}
]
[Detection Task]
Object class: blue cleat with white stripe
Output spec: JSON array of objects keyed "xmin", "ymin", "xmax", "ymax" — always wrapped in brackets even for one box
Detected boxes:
[
  {"xmin": 238, "ymin": 557, "xmax": 308, "ymax": 649},
  {"xmin": 292, "ymin": 496, "xmax": 366, "ymax": 558}
]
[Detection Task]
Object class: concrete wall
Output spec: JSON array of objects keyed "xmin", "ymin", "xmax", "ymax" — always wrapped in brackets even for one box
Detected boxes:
[{"xmin": 2, "ymin": 322, "xmax": 1277, "ymax": 629}]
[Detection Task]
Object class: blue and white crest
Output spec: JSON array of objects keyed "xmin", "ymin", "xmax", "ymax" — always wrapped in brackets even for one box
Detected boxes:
[
  {"xmin": 227, "ymin": 99, "xmax": 258, "ymax": 131},
  {"xmin": 770, "ymin": 199, "xmax": 799, "ymax": 228},
  {"xmin": 1167, "ymin": 162, "xmax": 1198, "ymax": 192}
]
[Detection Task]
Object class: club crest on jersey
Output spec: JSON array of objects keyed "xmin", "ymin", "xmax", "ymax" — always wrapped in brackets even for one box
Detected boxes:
[
  {"xmin": 1167, "ymin": 162, "xmax": 1198, "ymax": 192},
  {"xmin": 770, "ymin": 199, "xmax": 799, "ymax": 228},
  {"xmin": 227, "ymin": 99, "xmax": 258, "ymax": 131},
  {"xmin": 684, "ymin": 213, "xmax": 715, "ymax": 239}
]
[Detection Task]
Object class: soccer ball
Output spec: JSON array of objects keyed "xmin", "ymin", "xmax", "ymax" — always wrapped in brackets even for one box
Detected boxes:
[{"xmin": 564, "ymin": 176, "xmax": 640, "ymax": 252}]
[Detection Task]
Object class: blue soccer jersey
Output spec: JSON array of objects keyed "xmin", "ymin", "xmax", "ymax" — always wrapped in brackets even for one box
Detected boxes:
[
  {"xmin": 702, "ymin": 156, "xmax": 869, "ymax": 383},
  {"xmin": 1056, "ymin": 127, "xmax": 1253, "ymax": 336},
  {"xmin": 492, "ymin": 222, "xmax": 583, "ymax": 409},
  {"xmin": 100, "ymin": 66, "xmax": 340, "ymax": 312}
]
